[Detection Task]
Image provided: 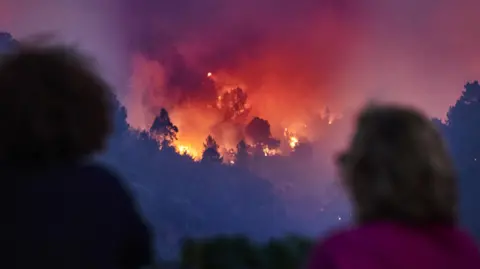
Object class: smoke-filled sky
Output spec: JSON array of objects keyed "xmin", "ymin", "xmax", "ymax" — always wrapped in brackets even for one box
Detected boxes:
[
  {"xmin": 1, "ymin": 0, "xmax": 479, "ymax": 120},
  {"xmin": 0, "ymin": 0, "xmax": 127, "ymax": 94}
]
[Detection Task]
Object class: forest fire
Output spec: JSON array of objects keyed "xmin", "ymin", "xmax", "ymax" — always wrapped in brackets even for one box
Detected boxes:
[
  {"xmin": 122, "ymin": 0, "xmax": 350, "ymax": 163},
  {"xmin": 125, "ymin": 53, "xmax": 343, "ymax": 162},
  {"xmin": 177, "ymin": 145, "xmax": 201, "ymax": 160},
  {"xmin": 284, "ymin": 128, "xmax": 300, "ymax": 149}
]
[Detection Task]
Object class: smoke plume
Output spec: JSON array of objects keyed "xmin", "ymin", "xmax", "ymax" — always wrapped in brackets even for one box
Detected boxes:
[
  {"xmin": 1, "ymin": 0, "xmax": 479, "ymax": 153},
  {"xmin": 118, "ymin": 0, "xmax": 479, "ymax": 154}
]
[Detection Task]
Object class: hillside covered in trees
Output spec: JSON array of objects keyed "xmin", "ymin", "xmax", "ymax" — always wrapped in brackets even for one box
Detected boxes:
[{"xmin": 101, "ymin": 81, "xmax": 480, "ymax": 259}]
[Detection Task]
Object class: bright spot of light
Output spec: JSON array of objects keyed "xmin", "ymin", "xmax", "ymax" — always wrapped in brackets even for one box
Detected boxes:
[
  {"xmin": 338, "ymin": 216, "xmax": 342, "ymax": 221},
  {"xmin": 207, "ymin": 72, "xmax": 212, "ymax": 77}
]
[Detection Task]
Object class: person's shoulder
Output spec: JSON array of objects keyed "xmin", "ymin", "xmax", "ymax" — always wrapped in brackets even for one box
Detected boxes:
[
  {"xmin": 72, "ymin": 161, "xmax": 128, "ymax": 192},
  {"xmin": 76, "ymin": 161, "xmax": 119, "ymax": 177},
  {"xmin": 311, "ymin": 223, "xmax": 384, "ymax": 256},
  {"xmin": 309, "ymin": 226, "xmax": 355, "ymax": 256},
  {"xmin": 307, "ymin": 226, "xmax": 365, "ymax": 269},
  {"xmin": 75, "ymin": 161, "xmax": 122, "ymax": 182},
  {"xmin": 319, "ymin": 224, "xmax": 365, "ymax": 244},
  {"xmin": 445, "ymin": 227, "xmax": 480, "ymax": 261},
  {"xmin": 76, "ymin": 161, "xmax": 138, "ymax": 206}
]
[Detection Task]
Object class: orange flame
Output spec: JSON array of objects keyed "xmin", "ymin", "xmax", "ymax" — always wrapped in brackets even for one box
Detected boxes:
[
  {"xmin": 126, "ymin": 56, "xmax": 342, "ymax": 162},
  {"xmin": 176, "ymin": 144, "xmax": 201, "ymax": 160},
  {"xmin": 284, "ymin": 128, "xmax": 300, "ymax": 149}
]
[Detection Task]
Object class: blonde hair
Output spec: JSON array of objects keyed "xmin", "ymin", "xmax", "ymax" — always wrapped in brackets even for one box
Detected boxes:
[{"xmin": 337, "ymin": 104, "xmax": 457, "ymax": 225}]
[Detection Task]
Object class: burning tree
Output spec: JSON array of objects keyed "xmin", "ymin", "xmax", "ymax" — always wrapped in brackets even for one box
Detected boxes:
[
  {"xmin": 245, "ymin": 117, "xmax": 280, "ymax": 156},
  {"xmin": 202, "ymin": 135, "xmax": 222, "ymax": 163},
  {"xmin": 150, "ymin": 108, "xmax": 179, "ymax": 148},
  {"xmin": 217, "ymin": 87, "xmax": 251, "ymax": 121}
]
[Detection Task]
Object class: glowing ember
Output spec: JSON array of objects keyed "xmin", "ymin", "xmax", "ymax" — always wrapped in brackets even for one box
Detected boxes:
[
  {"xmin": 289, "ymin": 136, "xmax": 299, "ymax": 148},
  {"xmin": 262, "ymin": 145, "xmax": 280, "ymax": 156},
  {"xmin": 284, "ymin": 128, "xmax": 300, "ymax": 149}
]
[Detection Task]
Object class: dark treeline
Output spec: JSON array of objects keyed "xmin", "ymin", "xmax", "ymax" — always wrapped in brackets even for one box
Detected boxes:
[
  {"xmin": 436, "ymin": 81, "xmax": 480, "ymax": 242},
  {"xmin": 179, "ymin": 235, "xmax": 314, "ymax": 269},
  {"xmin": 101, "ymin": 80, "xmax": 480, "ymax": 260}
]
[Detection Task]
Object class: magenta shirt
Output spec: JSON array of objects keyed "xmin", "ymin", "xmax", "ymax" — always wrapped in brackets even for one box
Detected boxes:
[{"xmin": 306, "ymin": 222, "xmax": 480, "ymax": 269}]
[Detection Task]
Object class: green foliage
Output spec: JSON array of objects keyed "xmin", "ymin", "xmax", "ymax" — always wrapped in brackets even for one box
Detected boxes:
[{"xmin": 179, "ymin": 235, "xmax": 314, "ymax": 269}]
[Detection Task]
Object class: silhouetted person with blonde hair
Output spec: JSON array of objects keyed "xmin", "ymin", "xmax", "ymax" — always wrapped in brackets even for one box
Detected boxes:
[
  {"xmin": 307, "ymin": 104, "xmax": 480, "ymax": 269},
  {"xmin": 0, "ymin": 42, "xmax": 152, "ymax": 269}
]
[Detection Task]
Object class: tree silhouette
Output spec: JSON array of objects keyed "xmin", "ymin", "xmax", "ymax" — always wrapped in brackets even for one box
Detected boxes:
[
  {"xmin": 245, "ymin": 117, "xmax": 280, "ymax": 154},
  {"xmin": 202, "ymin": 135, "xmax": 222, "ymax": 163},
  {"xmin": 0, "ymin": 32, "xmax": 18, "ymax": 54},
  {"xmin": 179, "ymin": 235, "xmax": 314, "ymax": 269},
  {"xmin": 150, "ymin": 108, "xmax": 179, "ymax": 148},
  {"xmin": 235, "ymin": 140, "xmax": 250, "ymax": 167},
  {"xmin": 109, "ymin": 94, "xmax": 130, "ymax": 135},
  {"xmin": 245, "ymin": 117, "xmax": 271, "ymax": 144},
  {"xmin": 218, "ymin": 87, "xmax": 251, "ymax": 121},
  {"xmin": 445, "ymin": 81, "xmax": 480, "ymax": 241}
]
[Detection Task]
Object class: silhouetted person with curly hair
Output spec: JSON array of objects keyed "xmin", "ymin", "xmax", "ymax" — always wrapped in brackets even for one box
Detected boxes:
[
  {"xmin": 0, "ymin": 42, "xmax": 153, "ymax": 269},
  {"xmin": 306, "ymin": 104, "xmax": 480, "ymax": 269}
]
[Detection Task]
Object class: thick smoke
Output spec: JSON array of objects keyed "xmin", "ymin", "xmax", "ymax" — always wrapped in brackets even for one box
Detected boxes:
[
  {"xmin": 339, "ymin": 0, "xmax": 480, "ymax": 117},
  {"xmin": 120, "ymin": 0, "xmax": 359, "ymax": 154},
  {"xmin": 1, "ymin": 0, "xmax": 478, "ymax": 122},
  {"xmin": 3, "ymin": 0, "xmax": 477, "ymax": 151},
  {"xmin": 119, "ymin": 0, "xmax": 480, "ymax": 156}
]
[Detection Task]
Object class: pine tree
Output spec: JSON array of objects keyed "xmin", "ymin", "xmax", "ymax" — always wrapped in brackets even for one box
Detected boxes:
[
  {"xmin": 150, "ymin": 108, "xmax": 179, "ymax": 148},
  {"xmin": 202, "ymin": 135, "xmax": 222, "ymax": 163}
]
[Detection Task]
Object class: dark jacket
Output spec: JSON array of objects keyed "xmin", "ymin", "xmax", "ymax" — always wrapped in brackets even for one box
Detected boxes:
[
  {"xmin": 306, "ymin": 221, "xmax": 480, "ymax": 269},
  {"xmin": 3, "ymin": 161, "xmax": 153, "ymax": 269}
]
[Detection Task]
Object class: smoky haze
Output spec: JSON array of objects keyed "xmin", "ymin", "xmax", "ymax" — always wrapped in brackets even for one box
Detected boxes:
[
  {"xmin": 0, "ymin": 0, "xmax": 129, "ymax": 96},
  {"xmin": 121, "ymin": 0, "xmax": 479, "ymax": 126},
  {"xmin": 1, "ymin": 0, "xmax": 478, "ymax": 120},
  {"xmin": 0, "ymin": 0, "xmax": 479, "ymax": 258}
]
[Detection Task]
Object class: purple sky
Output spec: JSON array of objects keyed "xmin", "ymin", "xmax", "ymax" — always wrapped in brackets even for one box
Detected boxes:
[{"xmin": 0, "ymin": 0, "xmax": 479, "ymax": 119}]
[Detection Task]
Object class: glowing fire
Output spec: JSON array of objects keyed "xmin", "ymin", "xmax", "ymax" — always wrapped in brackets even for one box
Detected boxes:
[
  {"xmin": 177, "ymin": 144, "xmax": 201, "ymax": 160},
  {"xmin": 263, "ymin": 145, "xmax": 280, "ymax": 156},
  {"xmin": 126, "ymin": 55, "xmax": 342, "ymax": 163},
  {"xmin": 284, "ymin": 128, "xmax": 299, "ymax": 149},
  {"xmin": 289, "ymin": 136, "xmax": 299, "ymax": 148}
]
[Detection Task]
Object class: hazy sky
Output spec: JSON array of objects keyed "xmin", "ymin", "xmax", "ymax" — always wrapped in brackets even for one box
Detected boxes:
[
  {"xmin": 0, "ymin": 0, "xmax": 128, "ymax": 94},
  {"xmin": 0, "ymin": 0, "xmax": 479, "ymax": 119}
]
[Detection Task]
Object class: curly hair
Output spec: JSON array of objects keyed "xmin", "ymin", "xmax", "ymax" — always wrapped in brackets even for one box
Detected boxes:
[
  {"xmin": 0, "ymin": 42, "xmax": 113, "ymax": 167},
  {"xmin": 337, "ymin": 104, "xmax": 458, "ymax": 226}
]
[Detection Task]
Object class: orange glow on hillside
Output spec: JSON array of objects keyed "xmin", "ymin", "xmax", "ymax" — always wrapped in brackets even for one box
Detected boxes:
[{"xmin": 125, "ymin": 38, "xmax": 346, "ymax": 162}]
